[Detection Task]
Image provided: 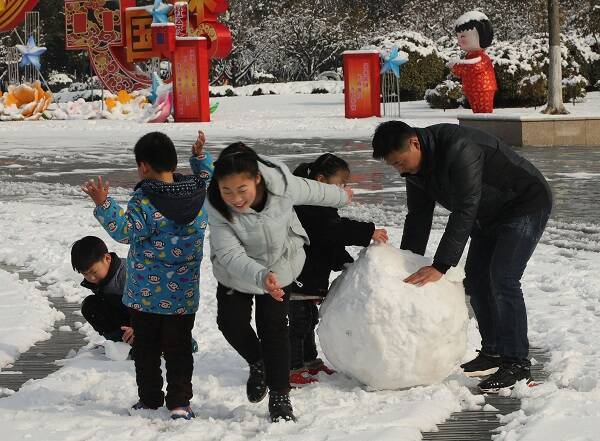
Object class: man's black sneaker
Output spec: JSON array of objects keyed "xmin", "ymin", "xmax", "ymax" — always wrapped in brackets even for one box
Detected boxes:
[
  {"xmin": 478, "ymin": 363, "xmax": 532, "ymax": 393},
  {"xmin": 247, "ymin": 360, "xmax": 267, "ymax": 403},
  {"xmin": 268, "ymin": 390, "xmax": 296, "ymax": 423},
  {"xmin": 460, "ymin": 350, "xmax": 501, "ymax": 377}
]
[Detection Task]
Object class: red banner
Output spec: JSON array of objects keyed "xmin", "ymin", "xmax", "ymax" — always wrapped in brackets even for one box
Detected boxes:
[
  {"xmin": 343, "ymin": 51, "xmax": 381, "ymax": 119},
  {"xmin": 0, "ymin": 0, "xmax": 38, "ymax": 32},
  {"xmin": 172, "ymin": 37, "xmax": 210, "ymax": 122}
]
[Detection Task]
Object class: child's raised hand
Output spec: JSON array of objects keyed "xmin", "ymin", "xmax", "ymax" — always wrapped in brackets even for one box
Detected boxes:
[
  {"xmin": 372, "ymin": 228, "xmax": 389, "ymax": 243},
  {"xmin": 264, "ymin": 272, "xmax": 285, "ymax": 302},
  {"xmin": 192, "ymin": 130, "xmax": 206, "ymax": 157},
  {"xmin": 81, "ymin": 176, "xmax": 109, "ymax": 206}
]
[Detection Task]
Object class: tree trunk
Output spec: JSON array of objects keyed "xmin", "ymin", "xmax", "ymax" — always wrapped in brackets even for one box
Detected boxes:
[{"xmin": 542, "ymin": 0, "xmax": 568, "ymax": 114}]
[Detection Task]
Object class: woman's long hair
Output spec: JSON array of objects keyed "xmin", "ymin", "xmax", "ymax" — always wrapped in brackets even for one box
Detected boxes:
[
  {"xmin": 208, "ymin": 142, "xmax": 273, "ymax": 222},
  {"xmin": 293, "ymin": 153, "xmax": 349, "ymax": 180}
]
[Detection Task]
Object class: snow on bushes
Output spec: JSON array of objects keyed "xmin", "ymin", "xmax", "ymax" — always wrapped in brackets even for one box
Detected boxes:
[{"xmin": 424, "ymin": 80, "xmax": 464, "ymax": 110}]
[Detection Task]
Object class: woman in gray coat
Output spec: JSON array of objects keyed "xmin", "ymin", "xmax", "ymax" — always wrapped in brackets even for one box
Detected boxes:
[{"xmin": 206, "ymin": 143, "xmax": 352, "ymax": 423}]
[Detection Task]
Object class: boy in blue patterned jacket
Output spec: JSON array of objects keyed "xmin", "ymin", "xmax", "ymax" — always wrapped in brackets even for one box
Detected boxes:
[{"xmin": 82, "ymin": 131, "xmax": 212, "ymax": 420}]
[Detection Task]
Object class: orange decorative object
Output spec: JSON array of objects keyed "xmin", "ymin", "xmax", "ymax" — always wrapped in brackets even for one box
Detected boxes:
[
  {"xmin": 343, "ymin": 50, "xmax": 381, "ymax": 119},
  {"xmin": 0, "ymin": 0, "xmax": 38, "ymax": 32},
  {"xmin": 0, "ymin": 81, "xmax": 52, "ymax": 120},
  {"xmin": 451, "ymin": 50, "xmax": 497, "ymax": 113}
]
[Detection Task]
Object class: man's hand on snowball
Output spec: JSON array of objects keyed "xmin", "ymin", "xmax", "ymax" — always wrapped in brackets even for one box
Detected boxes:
[{"xmin": 404, "ymin": 265, "xmax": 443, "ymax": 287}]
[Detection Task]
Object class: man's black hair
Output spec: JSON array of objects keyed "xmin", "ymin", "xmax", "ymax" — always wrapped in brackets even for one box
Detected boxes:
[
  {"xmin": 134, "ymin": 131, "xmax": 177, "ymax": 173},
  {"xmin": 372, "ymin": 121, "xmax": 417, "ymax": 160},
  {"xmin": 71, "ymin": 236, "xmax": 109, "ymax": 273}
]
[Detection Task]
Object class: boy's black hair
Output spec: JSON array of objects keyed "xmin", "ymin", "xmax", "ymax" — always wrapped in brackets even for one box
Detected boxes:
[
  {"xmin": 371, "ymin": 121, "xmax": 417, "ymax": 160},
  {"xmin": 294, "ymin": 153, "xmax": 349, "ymax": 180},
  {"xmin": 71, "ymin": 236, "xmax": 109, "ymax": 273},
  {"xmin": 455, "ymin": 19, "xmax": 494, "ymax": 49},
  {"xmin": 207, "ymin": 142, "xmax": 274, "ymax": 222},
  {"xmin": 134, "ymin": 132, "xmax": 177, "ymax": 173}
]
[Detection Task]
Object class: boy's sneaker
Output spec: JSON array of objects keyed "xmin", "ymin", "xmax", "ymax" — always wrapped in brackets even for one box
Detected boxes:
[
  {"xmin": 247, "ymin": 360, "xmax": 267, "ymax": 403},
  {"xmin": 305, "ymin": 358, "xmax": 335, "ymax": 376},
  {"xmin": 268, "ymin": 390, "xmax": 296, "ymax": 423},
  {"xmin": 170, "ymin": 406, "xmax": 195, "ymax": 420},
  {"xmin": 478, "ymin": 362, "xmax": 532, "ymax": 393},
  {"xmin": 289, "ymin": 368, "xmax": 318, "ymax": 386},
  {"xmin": 460, "ymin": 350, "xmax": 501, "ymax": 377}
]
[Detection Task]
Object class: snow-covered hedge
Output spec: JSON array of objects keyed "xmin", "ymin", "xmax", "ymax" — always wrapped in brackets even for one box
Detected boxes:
[
  {"xmin": 424, "ymin": 80, "xmax": 463, "ymax": 110},
  {"xmin": 562, "ymin": 74, "xmax": 589, "ymax": 104}
]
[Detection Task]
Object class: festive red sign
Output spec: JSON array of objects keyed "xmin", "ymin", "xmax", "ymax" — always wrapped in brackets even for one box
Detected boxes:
[
  {"xmin": 172, "ymin": 37, "xmax": 210, "ymax": 122},
  {"xmin": 343, "ymin": 51, "xmax": 381, "ymax": 118}
]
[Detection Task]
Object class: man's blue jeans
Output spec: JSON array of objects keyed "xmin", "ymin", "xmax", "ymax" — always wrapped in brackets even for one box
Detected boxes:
[{"xmin": 464, "ymin": 208, "xmax": 550, "ymax": 364}]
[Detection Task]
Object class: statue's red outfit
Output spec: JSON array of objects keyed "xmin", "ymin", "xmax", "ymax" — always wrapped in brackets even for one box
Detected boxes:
[{"xmin": 452, "ymin": 50, "xmax": 497, "ymax": 113}]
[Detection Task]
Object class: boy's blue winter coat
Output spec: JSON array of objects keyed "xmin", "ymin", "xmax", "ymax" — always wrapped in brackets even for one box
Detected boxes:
[{"xmin": 94, "ymin": 153, "xmax": 213, "ymax": 315}]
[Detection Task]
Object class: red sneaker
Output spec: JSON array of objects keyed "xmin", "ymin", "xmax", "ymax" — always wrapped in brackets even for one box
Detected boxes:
[
  {"xmin": 289, "ymin": 368, "xmax": 318, "ymax": 386},
  {"xmin": 305, "ymin": 359, "xmax": 336, "ymax": 376}
]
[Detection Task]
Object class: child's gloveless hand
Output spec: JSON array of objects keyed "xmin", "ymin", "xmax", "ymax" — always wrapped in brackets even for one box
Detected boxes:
[
  {"xmin": 264, "ymin": 272, "xmax": 285, "ymax": 302},
  {"xmin": 372, "ymin": 228, "xmax": 388, "ymax": 243},
  {"xmin": 192, "ymin": 130, "xmax": 206, "ymax": 157},
  {"xmin": 121, "ymin": 326, "xmax": 134, "ymax": 344},
  {"xmin": 81, "ymin": 176, "xmax": 109, "ymax": 206}
]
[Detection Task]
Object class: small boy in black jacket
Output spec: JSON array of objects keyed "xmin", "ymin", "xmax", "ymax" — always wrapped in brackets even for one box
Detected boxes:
[
  {"xmin": 290, "ymin": 154, "xmax": 388, "ymax": 385},
  {"xmin": 71, "ymin": 236, "xmax": 133, "ymax": 344}
]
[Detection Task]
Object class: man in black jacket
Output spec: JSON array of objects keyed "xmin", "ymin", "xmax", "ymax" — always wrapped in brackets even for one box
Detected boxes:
[{"xmin": 372, "ymin": 121, "xmax": 552, "ymax": 392}]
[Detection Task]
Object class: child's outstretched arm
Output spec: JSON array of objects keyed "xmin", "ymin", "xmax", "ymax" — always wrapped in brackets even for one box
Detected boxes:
[
  {"xmin": 189, "ymin": 130, "xmax": 214, "ymax": 185},
  {"xmin": 82, "ymin": 177, "xmax": 154, "ymax": 245},
  {"xmin": 287, "ymin": 170, "xmax": 353, "ymax": 207}
]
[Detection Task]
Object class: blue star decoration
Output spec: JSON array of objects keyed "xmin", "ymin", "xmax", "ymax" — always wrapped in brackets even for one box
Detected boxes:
[
  {"xmin": 380, "ymin": 47, "xmax": 409, "ymax": 78},
  {"xmin": 16, "ymin": 35, "xmax": 47, "ymax": 70},
  {"xmin": 151, "ymin": 0, "xmax": 172, "ymax": 24}
]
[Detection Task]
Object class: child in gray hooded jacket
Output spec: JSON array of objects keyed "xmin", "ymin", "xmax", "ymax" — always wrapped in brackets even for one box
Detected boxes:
[{"xmin": 206, "ymin": 142, "xmax": 352, "ymax": 423}]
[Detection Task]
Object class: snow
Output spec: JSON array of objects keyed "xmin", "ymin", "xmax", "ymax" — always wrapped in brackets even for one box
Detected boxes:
[
  {"xmin": 454, "ymin": 10, "xmax": 490, "ymax": 28},
  {"xmin": 319, "ymin": 245, "xmax": 468, "ymax": 390},
  {"xmin": 0, "ymin": 91, "xmax": 599, "ymax": 439},
  {"xmin": 0, "ymin": 270, "xmax": 63, "ymax": 369},
  {"xmin": 0, "ymin": 91, "xmax": 598, "ymax": 143}
]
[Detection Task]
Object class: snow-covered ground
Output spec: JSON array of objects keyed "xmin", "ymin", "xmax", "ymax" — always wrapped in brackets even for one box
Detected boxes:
[
  {"xmin": 0, "ymin": 270, "xmax": 63, "ymax": 370},
  {"xmin": 0, "ymin": 93, "xmax": 599, "ymax": 440},
  {"xmin": 3, "ymin": 91, "xmax": 598, "ymax": 144}
]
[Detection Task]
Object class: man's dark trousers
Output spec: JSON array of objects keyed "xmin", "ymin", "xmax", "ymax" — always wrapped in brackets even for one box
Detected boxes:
[{"xmin": 464, "ymin": 208, "xmax": 551, "ymax": 364}]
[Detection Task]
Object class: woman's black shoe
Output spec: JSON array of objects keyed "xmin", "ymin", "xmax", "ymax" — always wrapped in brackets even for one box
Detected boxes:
[
  {"xmin": 247, "ymin": 360, "xmax": 267, "ymax": 403},
  {"xmin": 268, "ymin": 390, "xmax": 296, "ymax": 422}
]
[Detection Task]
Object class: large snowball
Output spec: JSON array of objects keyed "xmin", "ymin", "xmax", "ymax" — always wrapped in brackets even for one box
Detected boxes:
[{"xmin": 318, "ymin": 244, "xmax": 468, "ymax": 390}]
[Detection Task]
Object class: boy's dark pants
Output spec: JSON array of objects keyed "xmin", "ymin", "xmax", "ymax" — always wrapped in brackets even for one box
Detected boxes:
[
  {"xmin": 464, "ymin": 208, "xmax": 550, "ymax": 364},
  {"xmin": 216, "ymin": 283, "xmax": 291, "ymax": 391},
  {"xmin": 81, "ymin": 295, "xmax": 130, "ymax": 342},
  {"xmin": 129, "ymin": 309, "xmax": 195, "ymax": 410},
  {"xmin": 289, "ymin": 300, "xmax": 319, "ymax": 370}
]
